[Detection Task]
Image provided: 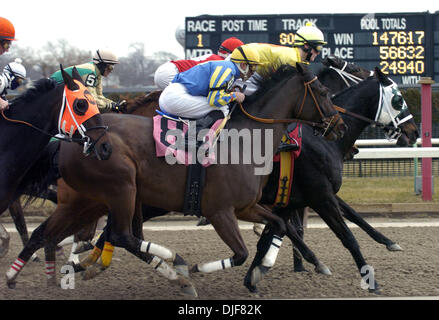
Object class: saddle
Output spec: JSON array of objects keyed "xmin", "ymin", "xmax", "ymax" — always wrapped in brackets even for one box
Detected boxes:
[{"xmin": 153, "ymin": 109, "xmax": 227, "ymax": 217}]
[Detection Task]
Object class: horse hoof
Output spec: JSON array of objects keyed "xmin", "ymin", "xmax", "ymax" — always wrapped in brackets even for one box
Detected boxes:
[
  {"xmin": 7, "ymin": 281, "xmax": 16, "ymax": 289},
  {"xmin": 244, "ymin": 281, "xmax": 258, "ymax": 293},
  {"xmin": 196, "ymin": 217, "xmax": 210, "ymax": 226},
  {"xmin": 387, "ymin": 243, "xmax": 403, "ymax": 251},
  {"xmin": 175, "ymin": 264, "xmax": 190, "ymax": 278},
  {"xmin": 73, "ymin": 242, "xmax": 94, "ymax": 254},
  {"xmin": 174, "ymin": 254, "xmax": 190, "ymax": 278},
  {"xmin": 315, "ymin": 264, "xmax": 332, "ymax": 276},
  {"xmin": 171, "ymin": 277, "xmax": 198, "ymax": 297},
  {"xmin": 250, "ymin": 265, "xmax": 269, "ymax": 286},
  {"xmin": 82, "ymin": 264, "xmax": 106, "ymax": 280},
  {"xmin": 190, "ymin": 264, "xmax": 200, "ymax": 274},
  {"xmin": 70, "ymin": 262, "xmax": 86, "ymax": 273},
  {"xmin": 6, "ymin": 276, "xmax": 16, "ymax": 289}
]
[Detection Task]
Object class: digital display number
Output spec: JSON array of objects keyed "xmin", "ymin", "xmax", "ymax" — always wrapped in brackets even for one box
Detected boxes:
[
  {"xmin": 372, "ymin": 31, "xmax": 425, "ymax": 75},
  {"xmin": 372, "ymin": 31, "xmax": 425, "ymax": 45}
]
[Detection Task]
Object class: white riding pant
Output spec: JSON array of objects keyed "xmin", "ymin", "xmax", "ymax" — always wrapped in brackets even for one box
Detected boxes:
[
  {"xmin": 154, "ymin": 62, "xmax": 179, "ymax": 90},
  {"xmin": 233, "ymin": 72, "xmax": 263, "ymax": 95},
  {"xmin": 159, "ymin": 82, "xmax": 228, "ymax": 119}
]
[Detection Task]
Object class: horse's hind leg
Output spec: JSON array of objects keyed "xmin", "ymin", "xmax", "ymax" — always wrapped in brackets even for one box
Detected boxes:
[
  {"xmin": 105, "ymin": 198, "xmax": 196, "ymax": 296},
  {"xmin": 311, "ymin": 199, "xmax": 380, "ymax": 294},
  {"xmin": 336, "ymin": 195, "xmax": 402, "ymax": 251},
  {"xmin": 191, "ymin": 207, "xmax": 250, "ymax": 275},
  {"xmin": 9, "ymin": 201, "xmax": 40, "ymax": 262},
  {"xmin": 290, "ymin": 208, "xmax": 306, "ymax": 272},
  {"xmin": 5, "ymin": 220, "xmax": 50, "ymax": 288}
]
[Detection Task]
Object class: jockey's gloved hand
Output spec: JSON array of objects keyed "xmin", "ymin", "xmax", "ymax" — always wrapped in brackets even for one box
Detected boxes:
[{"xmin": 110, "ymin": 100, "xmax": 127, "ymax": 113}]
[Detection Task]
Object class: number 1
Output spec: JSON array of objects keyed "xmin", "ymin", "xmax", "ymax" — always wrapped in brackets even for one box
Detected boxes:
[{"xmin": 197, "ymin": 34, "xmax": 203, "ymax": 47}]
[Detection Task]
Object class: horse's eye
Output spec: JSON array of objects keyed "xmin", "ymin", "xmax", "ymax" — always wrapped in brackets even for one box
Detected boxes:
[
  {"xmin": 73, "ymin": 99, "xmax": 89, "ymax": 116},
  {"xmin": 391, "ymin": 95, "xmax": 404, "ymax": 110}
]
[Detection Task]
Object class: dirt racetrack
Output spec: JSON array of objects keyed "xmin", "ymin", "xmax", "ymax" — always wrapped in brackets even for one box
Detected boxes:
[{"xmin": 1, "ymin": 217, "xmax": 439, "ymax": 301}]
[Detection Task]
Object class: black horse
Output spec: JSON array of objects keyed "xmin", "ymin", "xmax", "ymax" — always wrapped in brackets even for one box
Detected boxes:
[
  {"xmin": 0, "ymin": 67, "xmax": 110, "ymax": 258},
  {"xmin": 244, "ymin": 67, "xmax": 419, "ymax": 294}
]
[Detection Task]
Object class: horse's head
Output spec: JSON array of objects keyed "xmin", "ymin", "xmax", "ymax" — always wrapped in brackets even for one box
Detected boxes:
[
  {"xmin": 59, "ymin": 66, "xmax": 112, "ymax": 160},
  {"xmin": 374, "ymin": 68, "xmax": 419, "ymax": 146},
  {"xmin": 295, "ymin": 63, "xmax": 347, "ymax": 141}
]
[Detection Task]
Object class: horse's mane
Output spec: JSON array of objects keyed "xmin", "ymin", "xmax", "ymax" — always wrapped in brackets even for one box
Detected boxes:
[
  {"xmin": 246, "ymin": 64, "xmax": 300, "ymax": 103},
  {"xmin": 10, "ymin": 78, "xmax": 58, "ymax": 104}
]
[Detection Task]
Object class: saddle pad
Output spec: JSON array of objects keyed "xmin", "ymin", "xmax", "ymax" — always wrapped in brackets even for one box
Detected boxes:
[{"xmin": 153, "ymin": 115, "xmax": 223, "ymax": 167}]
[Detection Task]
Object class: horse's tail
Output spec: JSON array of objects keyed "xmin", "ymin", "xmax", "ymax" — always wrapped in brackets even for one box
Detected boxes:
[{"xmin": 16, "ymin": 140, "xmax": 61, "ymax": 205}]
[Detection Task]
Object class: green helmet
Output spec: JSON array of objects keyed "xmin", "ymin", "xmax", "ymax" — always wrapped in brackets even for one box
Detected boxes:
[{"xmin": 294, "ymin": 22, "xmax": 327, "ymax": 52}]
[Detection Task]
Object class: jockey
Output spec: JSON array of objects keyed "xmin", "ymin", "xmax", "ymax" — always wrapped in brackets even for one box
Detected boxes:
[
  {"xmin": 0, "ymin": 17, "xmax": 18, "ymax": 111},
  {"xmin": 154, "ymin": 37, "xmax": 244, "ymax": 90},
  {"xmin": 0, "ymin": 58, "xmax": 26, "ymax": 101},
  {"xmin": 158, "ymin": 45, "xmax": 261, "ymax": 120},
  {"xmin": 235, "ymin": 22, "xmax": 327, "ymax": 95},
  {"xmin": 50, "ymin": 49, "xmax": 126, "ymax": 113}
]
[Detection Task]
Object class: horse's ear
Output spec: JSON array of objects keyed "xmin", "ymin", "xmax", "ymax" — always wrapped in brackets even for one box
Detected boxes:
[
  {"xmin": 321, "ymin": 55, "xmax": 339, "ymax": 68},
  {"xmin": 374, "ymin": 67, "xmax": 393, "ymax": 86},
  {"xmin": 60, "ymin": 64, "xmax": 79, "ymax": 91},
  {"xmin": 71, "ymin": 67, "xmax": 85, "ymax": 85}
]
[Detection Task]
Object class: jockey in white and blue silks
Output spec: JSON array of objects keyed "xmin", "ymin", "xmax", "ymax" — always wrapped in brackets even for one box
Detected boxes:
[{"xmin": 159, "ymin": 45, "xmax": 262, "ymax": 120}]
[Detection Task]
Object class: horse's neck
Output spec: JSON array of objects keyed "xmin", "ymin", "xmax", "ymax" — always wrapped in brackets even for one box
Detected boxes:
[
  {"xmin": 334, "ymin": 81, "xmax": 379, "ymax": 155},
  {"xmin": 1, "ymin": 95, "xmax": 59, "ymax": 167}
]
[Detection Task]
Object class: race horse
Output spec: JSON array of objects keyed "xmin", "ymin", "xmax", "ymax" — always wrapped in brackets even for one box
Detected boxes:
[
  {"xmin": 244, "ymin": 67, "xmax": 419, "ymax": 293},
  {"xmin": 0, "ymin": 67, "xmax": 110, "ymax": 257},
  {"xmin": 5, "ymin": 64, "xmax": 346, "ymax": 294}
]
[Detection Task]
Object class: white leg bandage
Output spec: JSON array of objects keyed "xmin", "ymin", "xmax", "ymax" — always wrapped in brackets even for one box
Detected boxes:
[
  {"xmin": 261, "ymin": 235, "xmax": 283, "ymax": 268},
  {"xmin": 140, "ymin": 241, "xmax": 174, "ymax": 261},
  {"xmin": 197, "ymin": 258, "xmax": 233, "ymax": 273}
]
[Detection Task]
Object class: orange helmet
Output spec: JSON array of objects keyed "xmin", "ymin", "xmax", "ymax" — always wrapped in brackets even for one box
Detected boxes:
[
  {"xmin": 0, "ymin": 17, "xmax": 17, "ymax": 41},
  {"xmin": 218, "ymin": 37, "xmax": 244, "ymax": 57}
]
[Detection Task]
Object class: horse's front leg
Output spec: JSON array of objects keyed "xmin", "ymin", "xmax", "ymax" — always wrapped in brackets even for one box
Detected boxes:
[{"xmin": 311, "ymin": 198, "xmax": 381, "ymax": 294}]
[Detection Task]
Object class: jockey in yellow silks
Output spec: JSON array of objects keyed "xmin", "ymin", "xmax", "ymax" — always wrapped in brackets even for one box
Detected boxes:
[{"xmin": 235, "ymin": 22, "xmax": 327, "ymax": 95}]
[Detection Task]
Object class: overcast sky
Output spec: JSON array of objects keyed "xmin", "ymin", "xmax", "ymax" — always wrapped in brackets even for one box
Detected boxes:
[{"xmin": 2, "ymin": 0, "xmax": 438, "ymax": 59}]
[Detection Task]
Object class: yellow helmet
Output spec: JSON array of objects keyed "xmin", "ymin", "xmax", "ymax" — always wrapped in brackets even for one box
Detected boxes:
[
  {"xmin": 294, "ymin": 22, "xmax": 327, "ymax": 51},
  {"xmin": 230, "ymin": 45, "xmax": 261, "ymax": 65}
]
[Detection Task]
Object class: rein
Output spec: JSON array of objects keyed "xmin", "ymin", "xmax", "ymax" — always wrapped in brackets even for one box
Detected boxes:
[
  {"xmin": 333, "ymin": 105, "xmax": 384, "ymax": 128},
  {"xmin": 238, "ymin": 77, "xmax": 331, "ymax": 129}
]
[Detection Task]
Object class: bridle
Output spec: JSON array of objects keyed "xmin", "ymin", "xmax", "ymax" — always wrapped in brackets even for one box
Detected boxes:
[
  {"xmin": 237, "ymin": 76, "xmax": 341, "ymax": 137},
  {"xmin": 329, "ymin": 65, "xmax": 412, "ymax": 140},
  {"xmin": 1, "ymin": 86, "xmax": 108, "ymax": 159},
  {"xmin": 328, "ymin": 61, "xmax": 370, "ymax": 87}
]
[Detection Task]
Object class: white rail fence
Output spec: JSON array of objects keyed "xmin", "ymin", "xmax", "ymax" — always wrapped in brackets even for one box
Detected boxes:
[{"xmin": 353, "ymin": 139, "xmax": 439, "ymax": 159}]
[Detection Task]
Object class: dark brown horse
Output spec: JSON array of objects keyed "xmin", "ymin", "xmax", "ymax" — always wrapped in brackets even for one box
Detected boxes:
[{"xmin": 6, "ymin": 64, "xmax": 346, "ymax": 295}]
